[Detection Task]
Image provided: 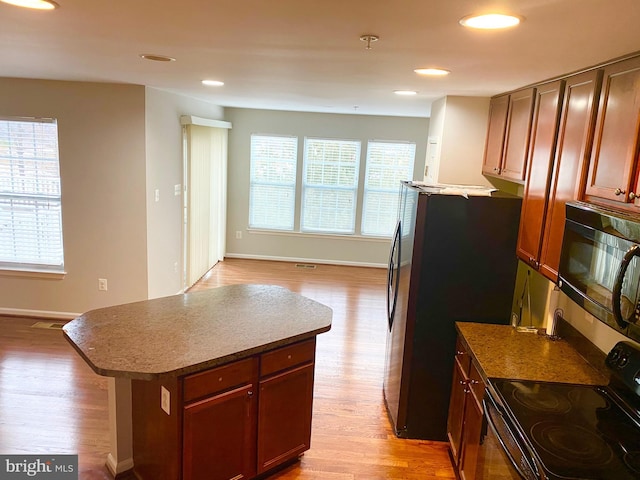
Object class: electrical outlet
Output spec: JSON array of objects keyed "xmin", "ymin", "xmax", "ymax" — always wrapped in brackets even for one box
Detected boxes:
[
  {"xmin": 98, "ymin": 278, "xmax": 108, "ymax": 291},
  {"xmin": 235, "ymin": 231, "xmax": 242, "ymax": 239},
  {"xmin": 161, "ymin": 386, "xmax": 170, "ymax": 415},
  {"xmin": 154, "ymin": 189, "xmax": 160, "ymax": 202},
  {"xmin": 174, "ymin": 261, "xmax": 179, "ymax": 273},
  {"xmin": 174, "ymin": 184, "xmax": 181, "ymax": 196}
]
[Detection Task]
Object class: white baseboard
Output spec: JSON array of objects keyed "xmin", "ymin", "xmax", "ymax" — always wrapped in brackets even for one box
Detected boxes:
[
  {"xmin": 223, "ymin": 253, "xmax": 386, "ymax": 269},
  {"xmin": 105, "ymin": 453, "xmax": 134, "ymax": 477},
  {"xmin": 0, "ymin": 307, "xmax": 81, "ymax": 320}
]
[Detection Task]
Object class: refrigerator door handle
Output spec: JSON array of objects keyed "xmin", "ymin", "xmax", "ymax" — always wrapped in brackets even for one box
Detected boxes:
[{"xmin": 387, "ymin": 220, "xmax": 401, "ymax": 331}]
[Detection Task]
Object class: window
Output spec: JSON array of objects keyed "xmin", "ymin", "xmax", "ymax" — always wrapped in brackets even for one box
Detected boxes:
[
  {"xmin": 249, "ymin": 135, "xmax": 297, "ymax": 230},
  {"xmin": 302, "ymin": 138, "xmax": 361, "ymax": 234},
  {"xmin": 361, "ymin": 141, "xmax": 416, "ymax": 236},
  {"xmin": 0, "ymin": 117, "xmax": 64, "ymax": 272}
]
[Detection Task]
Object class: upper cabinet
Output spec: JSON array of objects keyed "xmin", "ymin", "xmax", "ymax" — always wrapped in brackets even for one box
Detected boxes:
[
  {"xmin": 482, "ymin": 88, "xmax": 536, "ymax": 182},
  {"xmin": 584, "ymin": 56, "xmax": 640, "ymax": 209},
  {"xmin": 482, "ymin": 95, "xmax": 509, "ymax": 176},
  {"xmin": 516, "ymin": 80, "xmax": 565, "ymax": 275},
  {"xmin": 538, "ymin": 70, "xmax": 602, "ymax": 281}
]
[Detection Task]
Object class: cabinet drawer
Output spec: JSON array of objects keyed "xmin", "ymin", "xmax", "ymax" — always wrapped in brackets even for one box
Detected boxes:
[
  {"xmin": 183, "ymin": 357, "xmax": 256, "ymax": 403},
  {"xmin": 260, "ymin": 339, "xmax": 315, "ymax": 377}
]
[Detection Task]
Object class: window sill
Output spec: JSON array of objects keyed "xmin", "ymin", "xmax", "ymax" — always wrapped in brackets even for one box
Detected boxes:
[
  {"xmin": 246, "ymin": 228, "xmax": 391, "ymax": 242},
  {"xmin": 0, "ymin": 267, "xmax": 67, "ymax": 280}
]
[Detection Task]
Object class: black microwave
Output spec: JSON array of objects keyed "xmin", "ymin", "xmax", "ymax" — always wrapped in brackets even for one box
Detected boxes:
[{"xmin": 559, "ymin": 201, "xmax": 640, "ymax": 342}]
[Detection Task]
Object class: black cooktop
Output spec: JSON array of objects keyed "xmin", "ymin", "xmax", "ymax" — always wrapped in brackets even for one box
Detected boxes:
[{"xmin": 491, "ymin": 379, "xmax": 640, "ymax": 479}]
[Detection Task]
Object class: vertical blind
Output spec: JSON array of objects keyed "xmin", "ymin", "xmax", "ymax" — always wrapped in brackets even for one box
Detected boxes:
[
  {"xmin": 249, "ymin": 135, "xmax": 298, "ymax": 230},
  {"xmin": 302, "ymin": 138, "xmax": 361, "ymax": 234},
  {"xmin": 0, "ymin": 117, "xmax": 64, "ymax": 270},
  {"xmin": 361, "ymin": 141, "xmax": 416, "ymax": 236}
]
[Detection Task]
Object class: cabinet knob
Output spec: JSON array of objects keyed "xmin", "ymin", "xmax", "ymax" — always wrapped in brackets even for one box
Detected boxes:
[
  {"xmin": 469, "ymin": 379, "xmax": 479, "ymax": 385},
  {"xmin": 615, "ymin": 188, "xmax": 626, "ymax": 196},
  {"xmin": 630, "ymin": 192, "xmax": 637, "ymax": 200},
  {"xmin": 247, "ymin": 390, "xmax": 254, "ymax": 397},
  {"xmin": 456, "ymin": 350, "xmax": 464, "ymax": 356},
  {"xmin": 459, "ymin": 380, "xmax": 468, "ymax": 385}
]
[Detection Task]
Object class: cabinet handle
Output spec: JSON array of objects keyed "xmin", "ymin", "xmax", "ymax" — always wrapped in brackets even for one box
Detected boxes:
[
  {"xmin": 469, "ymin": 379, "xmax": 479, "ymax": 385},
  {"xmin": 615, "ymin": 188, "xmax": 626, "ymax": 196},
  {"xmin": 456, "ymin": 350, "xmax": 465, "ymax": 356},
  {"xmin": 630, "ymin": 192, "xmax": 637, "ymax": 200},
  {"xmin": 459, "ymin": 380, "xmax": 468, "ymax": 385}
]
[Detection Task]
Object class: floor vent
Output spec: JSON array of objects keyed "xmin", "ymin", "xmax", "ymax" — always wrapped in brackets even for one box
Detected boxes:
[
  {"xmin": 31, "ymin": 321, "xmax": 66, "ymax": 330},
  {"xmin": 295, "ymin": 263, "xmax": 317, "ymax": 269}
]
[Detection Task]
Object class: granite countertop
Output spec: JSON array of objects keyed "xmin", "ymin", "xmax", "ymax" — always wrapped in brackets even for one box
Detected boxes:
[
  {"xmin": 456, "ymin": 323, "xmax": 608, "ymax": 386},
  {"xmin": 63, "ymin": 284, "xmax": 333, "ymax": 380}
]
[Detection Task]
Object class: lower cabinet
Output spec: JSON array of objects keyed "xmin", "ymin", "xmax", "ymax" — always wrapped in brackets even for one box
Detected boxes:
[
  {"xmin": 183, "ymin": 383, "xmax": 257, "ymax": 480},
  {"xmin": 132, "ymin": 338, "xmax": 317, "ymax": 480},
  {"xmin": 447, "ymin": 337, "xmax": 485, "ymax": 480}
]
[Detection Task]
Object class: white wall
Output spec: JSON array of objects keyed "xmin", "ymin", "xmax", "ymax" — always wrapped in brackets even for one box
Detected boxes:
[
  {"xmin": 0, "ymin": 78, "xmax": 148, "ymax": 316},
  {"xmin": 425, "ymin": 96, "xmax": 493, "ymax": 186},
  {"xmin": 224, "ymin": 108, "xmax": 429, "ymax": 266},
  {"xmin": 144, "ymin": 88, "xmax": 225, "ymax": 299}
]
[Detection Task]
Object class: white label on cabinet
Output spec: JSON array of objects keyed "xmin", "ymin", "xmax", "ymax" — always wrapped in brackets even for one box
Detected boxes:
[{"xmin": 161, "ymin": 385, "xmax": 170, "ymax": 415}]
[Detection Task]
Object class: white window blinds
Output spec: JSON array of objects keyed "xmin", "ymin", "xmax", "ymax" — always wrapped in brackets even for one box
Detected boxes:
[
  {"xmin": 249, "ymin": 135, "xmax": 297, "ymax": 230},
  {"xmin": 361, "ymin": 141, "xmax": 416, "ymax": 236},
  {"xmin": 302, "ymin": 138, "xmax": 361, "ymax": 234},
  {"xmin": 0, "ymin": 117, "xmax": 64, "ymax": 271}
]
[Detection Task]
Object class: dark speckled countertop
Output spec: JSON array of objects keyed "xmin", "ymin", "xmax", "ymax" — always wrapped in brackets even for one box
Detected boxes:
[
  {"xmin": 456, "ymin": 323, "xmax": 608, "ymax": 386},
  {"xmin": 63, "ymin": 284, "xmax": 332, "ymax": 380}
]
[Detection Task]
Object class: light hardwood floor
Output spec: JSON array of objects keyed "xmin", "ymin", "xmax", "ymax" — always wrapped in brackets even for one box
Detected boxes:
[{"xmin": 0, "ymin": 258, "xmax": 455, "ymax": 479}]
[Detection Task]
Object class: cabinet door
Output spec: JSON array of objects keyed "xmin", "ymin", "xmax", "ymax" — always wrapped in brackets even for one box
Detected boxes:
[
  {"xmin": 482, "ymin": 95, "xmax": 510, "ymax": 176},
  {"xmin": 446, "ymin": 352, "xmax": 469, "ymax": 466},
  {"xmin": 459, "ymin": 388, "xmax": 484, "ymax": 480},
  {"xmin": 516, "ymin": 81, "xmax": 564, "ymax": 270},
  {"xmin": 257, "ymin": 363, "xmax": 314, "ymax": 474},
  {"xmin": 539, "ymin": 70, "xmax": 602, "ymax": 281},
  {"xmin": 585, "ymin": 56, "xmax": 640, "ymax": 206},
  {"xmin": 183, "ymin": 383, "xmax": 257, "ymax": 480},
  {"xmin": 501, "ymin": 87, "xmax": 536, "ymax": 182}
]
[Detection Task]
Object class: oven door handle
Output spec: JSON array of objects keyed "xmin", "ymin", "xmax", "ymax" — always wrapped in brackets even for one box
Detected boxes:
[
  {"xmin": 483, "ymin": 395, "xmax": 539, "ymax": 480},
  {"xmin": 612, "ymin": 244, "xmax": 640, "ymax": 329}
]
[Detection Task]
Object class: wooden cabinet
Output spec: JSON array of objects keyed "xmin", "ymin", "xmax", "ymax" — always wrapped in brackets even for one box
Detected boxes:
[
  {"xmin": 482, "ymin": 95, "xmax": 509, "ymax": 177},
  {"xmin": 258, "ymin": 363, "xmax": 314, "ymax": 473},
  {"xmin": 516, "ymin": 80, "xmax": 565, "ymax": 275},
  {"xmin": 514, "ymin": 70, "xmax": 601, "ymax": 283},
  {"xmin": 132, "ymin": 338, "xmax": 317, "ymax": 480},
  {"xmin": 183, "ymin": 357, "xmax": 258, "ymax": 480},
  {"xmin": 584, "ymin": 56, "xmax": 640, "ymax": 209},
  {"xmin": 483, "ymin": 88, "xmax": 536, "ymax": 183},
  {"xmin": 447, "ymin": 338, "xmax": 485, "ymax": 480},
  {"xmin": 447, "ymin": 338, "xmax": 471, "ymax": 466},
  {"xmin": 257, "ymin": 338, "xmax": 316, "ymax": 473},
  {"xmin": 183, "ymin": 383, "xmax": 257, "ymax": 480},
  {"xmin": 538, "ymin": 70, "xmax": 602, "ymax": 281}
]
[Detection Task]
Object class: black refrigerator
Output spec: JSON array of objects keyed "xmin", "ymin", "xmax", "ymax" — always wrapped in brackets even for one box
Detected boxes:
[{"xmin": 383, "ymin": 181, "xmax": 521, "ymax": 440}]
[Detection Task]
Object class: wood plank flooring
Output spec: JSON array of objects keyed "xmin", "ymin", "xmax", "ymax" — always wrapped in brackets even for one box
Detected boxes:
[{"xmin": 0, "ymin": 258, "xmax": 455, "ymax": 479}]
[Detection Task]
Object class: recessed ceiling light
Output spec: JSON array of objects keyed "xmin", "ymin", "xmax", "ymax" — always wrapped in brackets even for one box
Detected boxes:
[
  {"xmin": 394, "ymin": 90, "xmax": 418, "ymax": 96},
  {"xmin": 202, "ymin": 80, "xmax": 225, "ymax": 87},
  {"xmin": 414, "ymin": 68, "xmax": 450, "ymax": 76},
  {"xmin": 0, "ymin": 0, "xmax": 58, "ymax": 9},
  {"xmin": 139, "ymin": 54, "xmax": 176, "ymax": 62},
  {"xmin": 459, "ymin": 13, "xmax": 522, "ymax": 29}
]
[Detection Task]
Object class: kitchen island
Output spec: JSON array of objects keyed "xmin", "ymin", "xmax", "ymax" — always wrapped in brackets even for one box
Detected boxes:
[{"xmin": 63, "ymin": 284, "xmax": 333, "ymax": 480}]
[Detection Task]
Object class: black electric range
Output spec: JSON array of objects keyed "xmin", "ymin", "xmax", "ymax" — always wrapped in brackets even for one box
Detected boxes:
[{"xmin": 484, "ymin": 341, "xmax": 640, "ymax": 480}]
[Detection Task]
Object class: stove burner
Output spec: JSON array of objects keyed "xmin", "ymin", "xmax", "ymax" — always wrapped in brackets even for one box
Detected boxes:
[
  {"xmin": 530, "ymin": 421, "xmax": 614, "ymax": 468},
  {"xmin": 623, "ymin": 452, "xmax": 640, "ymax": 474},
  {"xmin": 511, "ymin": 382, "xmax": 572, "ymax": 414}
]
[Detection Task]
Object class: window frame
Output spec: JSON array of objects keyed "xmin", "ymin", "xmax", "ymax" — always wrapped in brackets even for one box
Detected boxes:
[
  {"xmin": 0, "ymin": 116, "xmax": 65, "ymax": 275},
  {"xmin": 301, "ymin": 137, "xmax": 362, "ymax": 235},
  {"xmin": 248, "ymin": 134, "xmax": 298, "ymax": 231}
]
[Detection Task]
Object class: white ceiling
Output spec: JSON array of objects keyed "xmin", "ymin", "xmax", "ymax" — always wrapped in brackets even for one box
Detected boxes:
[{"xmin": 1, "ymin": 0, "xmax": 639, "ymax": 117}]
